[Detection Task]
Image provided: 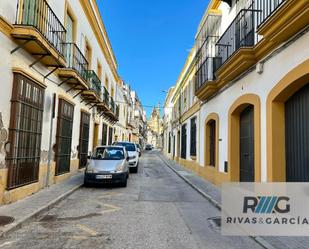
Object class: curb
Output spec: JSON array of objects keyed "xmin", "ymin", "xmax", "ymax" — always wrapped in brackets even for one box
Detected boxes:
[
  {"xmin": 158, "ymin": 153, "xmax": 276, "ymax": 249},
  {"xmin": 0, "ymin": 182, "xmax": 83, "ymax": 238}
]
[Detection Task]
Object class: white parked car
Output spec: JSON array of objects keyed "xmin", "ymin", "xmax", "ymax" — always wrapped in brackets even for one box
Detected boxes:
[{"xmin": 114, "ymin": 142, "xmax": 139, "ymax": 173}]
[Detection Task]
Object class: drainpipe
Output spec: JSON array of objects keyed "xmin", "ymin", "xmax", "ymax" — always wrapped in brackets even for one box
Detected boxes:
[{"xmin": 46, "ymin": 93, "xmax": 56, "ymax": 187}]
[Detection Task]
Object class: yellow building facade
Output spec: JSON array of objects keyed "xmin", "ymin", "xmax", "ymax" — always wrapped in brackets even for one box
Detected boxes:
[{"xmin": 163, "ymin": 0, "xmax": 309, "ymax": 185}]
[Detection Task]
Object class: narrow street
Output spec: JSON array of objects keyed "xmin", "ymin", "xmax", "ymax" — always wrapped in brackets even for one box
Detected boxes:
[{"xmin": 0, "ymin": 151, "xmax": 262, "ymax": 249}]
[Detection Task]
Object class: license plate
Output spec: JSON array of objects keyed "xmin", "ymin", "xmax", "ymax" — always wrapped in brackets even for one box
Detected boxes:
[{"xmin": 96, "ymin": 175, "xmax": 112, "ymax": 179}]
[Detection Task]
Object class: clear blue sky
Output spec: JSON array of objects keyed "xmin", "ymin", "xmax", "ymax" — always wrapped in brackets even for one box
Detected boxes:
[{"xmin": 99, "ymin": 0, "xmax": 209, "ymax": 117}]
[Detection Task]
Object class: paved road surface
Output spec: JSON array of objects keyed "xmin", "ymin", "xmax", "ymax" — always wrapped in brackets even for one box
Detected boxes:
[{"xmin": 0, "ymin": 151, "xmax": 262, "ymax": 249}]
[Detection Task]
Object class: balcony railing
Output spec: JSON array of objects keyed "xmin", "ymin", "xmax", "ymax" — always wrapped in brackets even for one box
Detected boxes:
[
  {"xmin": 215, "ymin": 8, "xmax": 259, "ymax": 70},
  {"xmin": 110, "ymin": 97, "xmax": 116, "ymax": 114},
  {"xmin": 256, "ymin": 0, "xmax": 286, "ymax": 27},
  {"xmin": 102, "ymin": 87, "xmax": 110, "ymax": 106},
  {"xmin": 85, "ymin": 70, "xmax": 101, "ymax": 98},
  {"xmin": 15, "ymin": 0, "xmax": 66, "ymax": 56},
  {"xmin": 195, "ymin": 35, "xmax": 220, "ymax": 91},
  {"xmin": 195, "ymin": 57, "xmax": 222, "ymax": 92},
  {"xmin": 64, "ymin": 43, "xmax": 88, "ymax": 80},
  {"xmin": 116, "ymin": 105, "xmax": 120, "ymax": 119}
]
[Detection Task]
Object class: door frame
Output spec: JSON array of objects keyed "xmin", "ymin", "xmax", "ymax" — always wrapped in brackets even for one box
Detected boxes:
[
  {"xmin": 239, "ymin": 105, "xmax": 255, "ymax": 182},
  {"xmin": 267, "ymin": 59, "xmax": 309, "ymax": 181},
  {"xmin": 228, "ymin": 94, "xmax": 261, "ymax": 182}
]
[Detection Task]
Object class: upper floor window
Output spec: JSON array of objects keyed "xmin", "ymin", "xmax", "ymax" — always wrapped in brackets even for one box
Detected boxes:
[
  {"xmin": 97, "ymin": 61, "xmax": 102, "ymax": 80},
  {"xmin": 85, "ymin": 40, "xmax": 92, "ymax": 69},
  {"xmin": 65, "ymin": 9, "xmax": 76, "ymax": 43},
  {"xmin": 105, "ymin": 75, "xmax": 109, "ymax": 90},
  {"xmin": 111, "ymin": 87, "xmax": 115, "ymax": 98}
]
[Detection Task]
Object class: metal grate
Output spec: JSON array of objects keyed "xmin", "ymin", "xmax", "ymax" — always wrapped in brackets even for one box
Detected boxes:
[
  {"xmin": 7, "ymin": 73, "xmax": 44, "ymax": 190},
  {"xmin": 55, "ymin": 99, "xmax": 74, "ymax": 175},
  {"xmin": 190, "ymin": 117, "xmax": 197, "ymax": 156},
  {"xmin": 79, "ymin": 112, "xmax": 90, "ymax": 169}
]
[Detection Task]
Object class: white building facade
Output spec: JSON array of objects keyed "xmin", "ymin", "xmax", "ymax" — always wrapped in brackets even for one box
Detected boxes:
[
  {"xmin": 0, "ymin": 0, "xmax": 128, "ymax": 203},
  {"xmin": 163, "ymin": 0, "xmax": 309, "ymax": 185}
]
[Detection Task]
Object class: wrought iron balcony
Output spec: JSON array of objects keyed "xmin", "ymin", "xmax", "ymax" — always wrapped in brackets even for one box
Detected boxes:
[
  {"xmin": 215, "ymin": 8, "xmax": 259, "ymax": 70},
  {"xmin": 195, "ymin": 57, "xmax": 222, "ymax": 92},
  {"xmin": 14, "ymin": 0, "xmax": 66, "ymax": 58},
  {"xmin": 256, "ymin": 0, "xmax": 286, "ymax": 27},
  {"xmin": 85, "ymin": 70, "xmax": 102, "ymax": 99},
  {"xmin": 102, "ymin": 86, "xmax": 110, "ymax": 106},
  {"xmin": 195, "ymin": 35, "xmax": 220, "ymax": 92},
  {"xmin": 63, "ymin": 43, "xmax": 88, "ymax": 80},
  {"xmin": 110, "ymin": 97, "xmax": 116, "ymax": 114},
  {"xmin": 116, "ymin": 105, "xmax": 120, "ymax": 119}
]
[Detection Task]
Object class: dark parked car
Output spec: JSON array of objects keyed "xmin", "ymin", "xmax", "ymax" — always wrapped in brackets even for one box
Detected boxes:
[{"xmin": 145, "ymin": 144, "xmax": 152, "ymax": 150}]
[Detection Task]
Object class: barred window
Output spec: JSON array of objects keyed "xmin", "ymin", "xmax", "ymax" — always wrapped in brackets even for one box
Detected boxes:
[
  {"xmin": 7, "ymin": 73, "xmax": 44, "ymax": 189},
  {"xmin": 55, "ymin": 99, "xmax": 74, "ymax": 175},
  {"xmin": 190, "ymin": 117, "xmax": 197, "ymax": 156},
  {"xmin": 181, "ymin": 124, "xmax": 187, "ymax": 159}
]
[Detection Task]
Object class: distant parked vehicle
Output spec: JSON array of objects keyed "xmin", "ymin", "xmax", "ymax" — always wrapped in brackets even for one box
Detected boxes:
[
  {"xmin": 114, "ymin": 142, "xmax": 139, "ymax": 173},
  {"xmin": 135, "ymin": 143, "xmax": 142, "ymax": 157},
  {"xmin": 84, "ymin": 146, "xmax": 129, "ymax": 187},
  {"xmin": 145, "ymin": 144, "xmax": 152, "ymax": 150}
]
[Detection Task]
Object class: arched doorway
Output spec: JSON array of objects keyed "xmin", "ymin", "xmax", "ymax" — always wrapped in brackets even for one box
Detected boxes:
[
  {"xmin": 266, "ymin": 59, "xmax": 309, "ymax": 182},
  {"xmin": 239, "ymin": 105, "xmax": 255, "ymax": 182},
  {"xmin": 285, "ymin": 83, "xmax": 309, "ymax": 182},
  {"xmin": 228, "ymin": 94, "xmax": 261, "ymax": 182}
]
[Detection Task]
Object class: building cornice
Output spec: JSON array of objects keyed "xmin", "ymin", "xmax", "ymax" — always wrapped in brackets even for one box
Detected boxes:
[{"xmin": 79, "ymin": 0, "xmax": 120, "ymax": 84}]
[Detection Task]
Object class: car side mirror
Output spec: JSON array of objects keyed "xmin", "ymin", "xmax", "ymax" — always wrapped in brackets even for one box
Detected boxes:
[{"xmin": 126, "ymin": 157, "xmax": 129, "ymax": 161}]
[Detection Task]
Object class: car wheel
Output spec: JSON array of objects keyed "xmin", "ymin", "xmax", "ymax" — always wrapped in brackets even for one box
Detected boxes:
[
  {"xmin": 121, "ymin": 178, "xmax": 127, "ymax": 187},
  {"xmin": 130, "ymin": 167, "xmax": 137, "ymax": 173},
  {"xmin": 84, "ymin": 181, "xmax": 90, "ymax": 187}
]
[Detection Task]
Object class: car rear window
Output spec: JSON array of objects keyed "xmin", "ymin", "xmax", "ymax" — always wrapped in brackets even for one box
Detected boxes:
[
  {"xmin": 115, "ymin": 142, "xmax": 136, "ymax": 152},
  {"xmin": 93, "ymin": 147, "xmax": 125, "ymax": 160}
]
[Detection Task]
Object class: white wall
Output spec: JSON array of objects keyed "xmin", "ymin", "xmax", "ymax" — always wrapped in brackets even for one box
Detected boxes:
[
  {"xmin": 0, "ymin": 0, "xmax": 123, "ymax": 166},
  {"xmin": 198, "ymin": 32, "xmax": 309, "ymax": 181}
]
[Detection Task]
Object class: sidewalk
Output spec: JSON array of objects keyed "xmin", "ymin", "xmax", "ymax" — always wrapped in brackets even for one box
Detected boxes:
[
  {"xmin": 158, "ymin": 153, "xmax": 309, "ymax": 249},
  {"xmin": 0, "ymin": 172, "xmax": 84, "ymax": 238}
]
